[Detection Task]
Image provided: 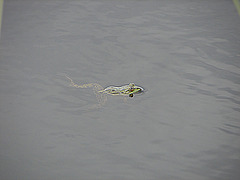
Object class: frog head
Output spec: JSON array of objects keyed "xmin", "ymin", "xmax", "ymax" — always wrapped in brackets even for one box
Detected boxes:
[{"xmin": 128, "ymin": 83, "xmax": 144, "ymax": 97}]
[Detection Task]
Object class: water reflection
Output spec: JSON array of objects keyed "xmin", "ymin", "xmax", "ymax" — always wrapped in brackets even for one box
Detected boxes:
[{"xmin": 0, "ymin": 0, "xmax": 240, "ymax": 180}]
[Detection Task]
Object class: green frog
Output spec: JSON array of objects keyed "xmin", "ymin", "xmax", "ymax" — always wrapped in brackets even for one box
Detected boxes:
[
  {"xmin": 65, "ymin": 75, "xmax": 144, "ymax": 106},
  {"xmin": 98, "ymin": 83, "xmax": 144, "ymax": 97}
]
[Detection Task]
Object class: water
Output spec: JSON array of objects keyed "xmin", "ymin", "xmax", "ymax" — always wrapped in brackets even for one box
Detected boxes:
[{"xmin": 0, "ymin": 0, "xmax": 240, "ymax": 180}]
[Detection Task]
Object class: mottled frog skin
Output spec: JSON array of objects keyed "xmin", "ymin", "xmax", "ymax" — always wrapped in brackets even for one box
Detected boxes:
[
  {"xmin": 98, "ymin": 83, "xmax": 144, "ymax": 97},
  {"xmin": 65, "ymin": 75, "xmax": 144, "ymax": 106}
]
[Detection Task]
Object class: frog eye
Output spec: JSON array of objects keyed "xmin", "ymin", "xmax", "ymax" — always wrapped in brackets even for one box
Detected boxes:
[
  {"xmin": 129, "ymin": 83, "xmax": 135, "ymax": 87},
  {"xmin": 129, "ymin": 94, "xmax": 133, "ymax": 97}
]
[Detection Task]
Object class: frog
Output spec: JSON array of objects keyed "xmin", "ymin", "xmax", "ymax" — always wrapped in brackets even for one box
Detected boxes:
[
  {"xmin": 98, "ymin": 83, "xmax": 144, "ymax": 97},
  {"xmin": 65, "ymin": 75, "xmax": 144, "ymax": 106}
]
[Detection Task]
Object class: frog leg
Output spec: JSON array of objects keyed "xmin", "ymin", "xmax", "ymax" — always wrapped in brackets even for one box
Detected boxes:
[
  {"xmin": 65, "ymin": 74, "xmax": 107, "ymax": 107},
  {"xmin": 65, "ymin": 74, "xmax": 96, "ymax": 88},
  {"xmin": 93, "ymin": 85, "xmax": 107, "ymax": 106}
]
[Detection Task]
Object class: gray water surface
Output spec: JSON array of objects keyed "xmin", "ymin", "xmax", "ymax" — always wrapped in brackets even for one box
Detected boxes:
[{"xmin": 1, "ymin": 0, "xmax": 240, "ymax": 180}]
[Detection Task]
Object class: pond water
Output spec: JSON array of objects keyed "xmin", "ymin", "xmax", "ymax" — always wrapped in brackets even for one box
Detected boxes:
[{"xmin": 0, "ymin": 0, "xmax": 240, "ymax": 180}]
